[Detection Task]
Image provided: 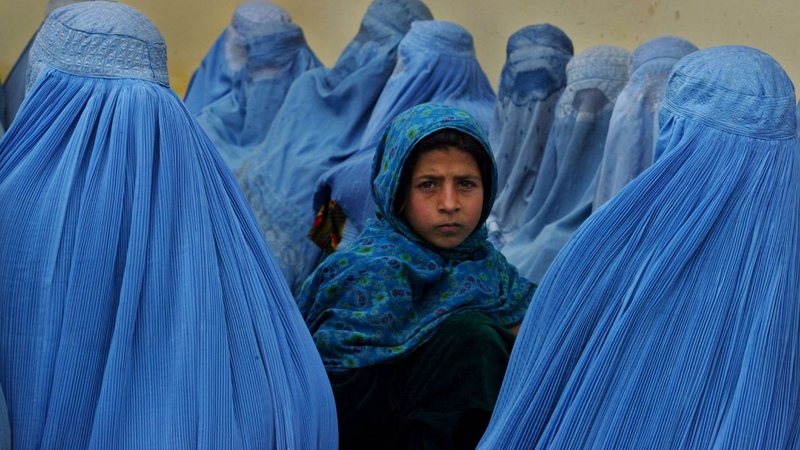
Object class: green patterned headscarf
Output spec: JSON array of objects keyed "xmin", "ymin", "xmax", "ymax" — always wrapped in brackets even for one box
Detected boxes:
[{"xmin": 297, "ymin": 103, "xmax": 536, "ymax": 371}]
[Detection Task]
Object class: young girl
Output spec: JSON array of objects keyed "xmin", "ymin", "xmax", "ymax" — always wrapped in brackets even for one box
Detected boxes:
[{"xmin": 297, "ymin": 103, "xmax": 536, "ymax": 449}]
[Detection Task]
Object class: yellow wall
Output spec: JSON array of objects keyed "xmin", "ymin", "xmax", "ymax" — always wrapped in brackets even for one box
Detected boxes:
[{"xmin": 2, "ymin": 0, "xmax": 799, "ymax": 99}]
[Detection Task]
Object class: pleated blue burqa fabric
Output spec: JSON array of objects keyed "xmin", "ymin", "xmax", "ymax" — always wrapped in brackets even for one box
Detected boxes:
[
  {"xmin": 183, "ymin": 1, "xmax": 292, "ymax": 115},
  {"xmin": 0, "ymin": 3, "xmax": 337, "ymax": 448},
  {"xmin": 501, "ymin": 46, "xmax": 631, "ymax": 283},
  {"xmin": 237, "ymin": 0, "xmax": 432, "ymax": 293},
  {"xmin": 478, "ymin": 45, "xmax": 800, "ymax": 449},
  {"xmin": 312, "ymin": 19, "xmax": 497, "ymax": 248},
  {"xmin": 2, "ymin": 0, "xmax": 94, "ymax": 128},
  {"xmin": 592, "ymin": 36, "xmax": 697, "ymax": 209},
  {"xmin": 194, "ymin": 19, "xmax": 321, "ymax": 172},
  {"xmin": 485, "ymin": 24, "xmax": 573, "ymax": 248}
]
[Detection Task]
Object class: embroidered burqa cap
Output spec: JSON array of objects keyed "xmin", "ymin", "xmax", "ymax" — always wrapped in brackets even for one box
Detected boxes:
[
  {"xmin": 0, "ymin": 2, "xmax": 337, "ymax": 448},
  {"xmin": 479, "ymin": 46, "xmax": 799, "ymax": 449}
]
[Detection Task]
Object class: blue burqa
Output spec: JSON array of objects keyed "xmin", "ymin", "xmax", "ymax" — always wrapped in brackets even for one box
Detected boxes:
[
  {"xmin": 0, "ymin": 3, "xmax": 337, "ymax": 448},
  {"xmin": 479, "ymin": 46, "xmax": 800, "ymax": 449},
  {"xmin": 237, "ymin": 0, "xmax": 432, "ymax": 293},
  {"xmin": 593, "ymin": 36, "xmax": 696, "ymax": 209},
  {"xmin": 501, "ymin": 46, "xmax": 631, "ymax": 283},
  {"xmin": 194, "ymin": 20, "xmax": 321, "ymax": 172},
  {"xmin": 485, "ymin": 24, "xmax": 573, "ymax": 248},
  {"xmin": 312, "ymin": 19, "xmax": 497, "ymax": 249},
  {"xmin": 183, "ymin": 1, "xmax": 292, "ymax": 115}
]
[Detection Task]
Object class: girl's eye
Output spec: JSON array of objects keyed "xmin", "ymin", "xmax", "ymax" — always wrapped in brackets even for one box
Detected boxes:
[
  {"xmin": 417, "ymin": 181, "xmax": 435, "ymax": 190},
  {"xmin": 459, "ymin": 179, "xmax": 478, "ymax": 189}
]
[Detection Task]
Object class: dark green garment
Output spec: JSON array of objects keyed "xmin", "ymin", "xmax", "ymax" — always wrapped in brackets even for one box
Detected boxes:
[{"xmin": 330, "ymin": 312, "xmax": 515, "ymax": 450}]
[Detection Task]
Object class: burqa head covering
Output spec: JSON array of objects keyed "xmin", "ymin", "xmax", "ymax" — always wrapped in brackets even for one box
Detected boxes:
[
  {"xmin": 486, "ymin": 24, "xmax": 573, "ymax": 247},
  {"xmin": 593, "ymin": 36, "xmax": 697, "ymax": 209},
  {"xmin": 501, "ymin": 45, "xmax": 631, "ymax": 282},
  {"xmin": 311, "ymin": 19, "xmax": 497, "ymax": 251},
  {"xmin": 183, "ymin": 1, "xmax": 292, "ymax": 115},
  {"xmin": 0, "ymin": 2, "xmax": 337, "ymax": 448},
  {"xmin": 297, "ymin": 103, "xmax": 535, "ymax": 371},
  {"xmin": 479, "ymin": 46, "xmax": 799, "ymax": 449},
  {"xmin": 194, "ymin": 18, "xmax": 321, "ymax": 172},
  {"xmin": 2, "ymin": 0, "xmax": 96, "ymax": 128},
  {"xmin": 237, "ymin": 0, "xmax": 432, "ymax": 293}
]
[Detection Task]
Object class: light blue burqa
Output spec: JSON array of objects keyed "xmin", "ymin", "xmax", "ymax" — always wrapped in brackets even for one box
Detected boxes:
[
  {"xmin": 194, "ymin": 20, "xmax": 321, "ymax": 172},
  {"xmin": 479, "ymin": 45, "xmax": 800, "ymax": 449},
  {"xmin": 237, "ymin": 0, "xmax": 432, "ymax": 293},
  {"xmin": 313, "ymin": 20, "xmax": 497, "ymax": 247},
  {"xmin": 593, "ymin": 36, "xmax": 696, "ymax": 209},
  {"xmin": 0, "ymin": 3, "xmax": 337, "ymax": 448},
  {"xmin": 502, "ymin": 46, "xmax": 631, "ymax": 283},
  {"xmin": 485, "ymin": 24, "xmax": 573, "ymax": 248},
  {"xmin": 3, "ymin": 0, "xmax": 94, "ymax": 128},
  {"xmin": 183, "ymin": 1, "xmax": 292, "ymax": 115}
]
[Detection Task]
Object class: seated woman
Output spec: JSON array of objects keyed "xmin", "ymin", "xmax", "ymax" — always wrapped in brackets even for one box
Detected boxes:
[{"xmin": 297, "ymin": 103, "xmax": 536, "ymax": 449}]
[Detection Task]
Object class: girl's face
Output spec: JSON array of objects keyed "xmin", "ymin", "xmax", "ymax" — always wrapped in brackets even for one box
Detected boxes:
[{"xmin": 402, "ymin": 146, "xmax": 484, "ymax": 249}]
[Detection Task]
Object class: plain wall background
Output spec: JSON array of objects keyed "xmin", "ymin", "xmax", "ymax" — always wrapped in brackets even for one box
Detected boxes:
[{"xmin": 1, "ymin": 0, "xmax": 798, "ymax": 98}]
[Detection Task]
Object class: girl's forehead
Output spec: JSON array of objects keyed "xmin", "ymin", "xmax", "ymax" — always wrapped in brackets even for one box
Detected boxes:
[{"xmin": 409, "ymin": 146, "xmax": 480, "ymax": 172}]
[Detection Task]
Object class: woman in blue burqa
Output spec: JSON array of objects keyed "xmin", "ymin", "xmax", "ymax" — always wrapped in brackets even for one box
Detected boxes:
[
  {"xmin": 0, "ymin": 2, "xmax": 337, "ymax": 449},
  {"xmin": 484, "ymin": 24, "xmax": 573, "ymax": 248},
  {"xmin": 297, "ymin": 103, "xmax": 536, "ymax": 449},
  {"xmin": 183, "ymin": 1, "xmax": 294, "ymax": 115},
  {"xmin": 499, "ymin": 45, "xmax": 631, "ymax": 283},
  {"xmin": 478, "ymin": 46, "xmax": 800, "ymax": 449},
  {"xmin": 193, "ymin": 3, "xmax": 321, "ymax": 172}
]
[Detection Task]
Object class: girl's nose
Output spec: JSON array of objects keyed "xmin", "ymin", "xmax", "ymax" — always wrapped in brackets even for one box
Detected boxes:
[{"xmin": 438, "ymin": 184, "xmax": 460, "ymax": 212}]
